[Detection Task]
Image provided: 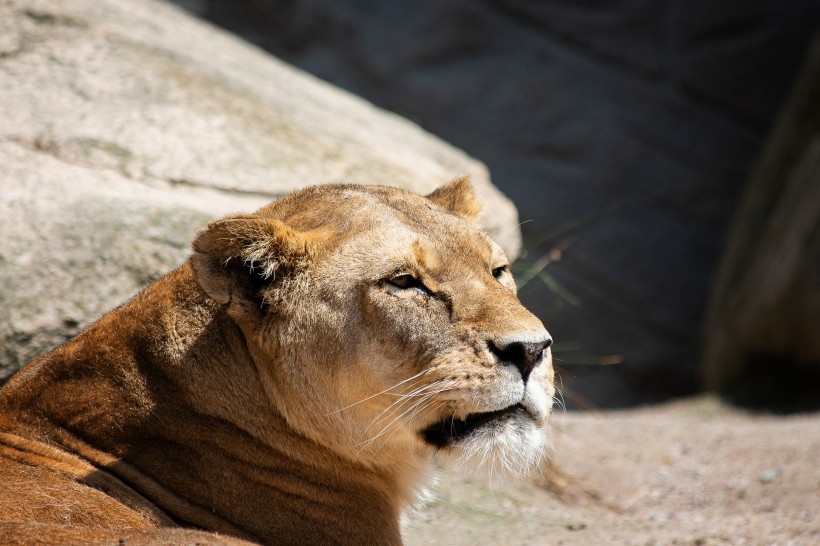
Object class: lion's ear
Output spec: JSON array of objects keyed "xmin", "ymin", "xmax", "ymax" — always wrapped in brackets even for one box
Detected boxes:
[
  {"xmin": 190, "ymin": 215, "xmax": 309, "ymax": 319},
  {"xmin": 426, "ymin": 175, "xmax": 482, "ymax": 222}
]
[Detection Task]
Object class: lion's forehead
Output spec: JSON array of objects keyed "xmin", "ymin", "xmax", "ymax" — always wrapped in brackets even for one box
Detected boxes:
[
  {"xmin": 301, "ymin": 196, "xmax": 500, "ymax": 278},
  {"xmin": 410, "ymin": 233, "xmax": 500, "ymax": 281},
  {"xmin": 334, "ymin": 226, "xmax": 496, "ymax": 283}
]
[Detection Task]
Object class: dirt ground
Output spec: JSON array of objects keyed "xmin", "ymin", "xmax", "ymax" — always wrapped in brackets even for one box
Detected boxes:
[{"xmin": 403, "ymin": 396, "xmax": 819, "ymax": 546}]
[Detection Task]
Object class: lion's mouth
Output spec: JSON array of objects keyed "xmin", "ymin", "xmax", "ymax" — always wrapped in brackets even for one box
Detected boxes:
[{"xmin": 421, "ymin": 403, "xmax": 527, "ymax": 448}]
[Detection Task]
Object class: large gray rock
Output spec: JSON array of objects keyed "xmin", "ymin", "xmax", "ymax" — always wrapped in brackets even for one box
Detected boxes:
[{"xmin": 0, "ymin": 0, "xmax": 520, "ymax": 381}]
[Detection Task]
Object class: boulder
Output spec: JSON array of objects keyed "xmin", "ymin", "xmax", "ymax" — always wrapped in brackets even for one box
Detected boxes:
[
  {"xmin": 702, "ymin": 37, "xmax": 820, "ymax": 412},
  {"xmin": 0, "ymin": 0, "xmax": 520, "ymax": 381}
]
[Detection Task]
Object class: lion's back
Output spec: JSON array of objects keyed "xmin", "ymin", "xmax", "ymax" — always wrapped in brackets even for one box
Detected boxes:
[{"xmin": 0, "ymin": 445, "xmax": 151, "ymax": 528}]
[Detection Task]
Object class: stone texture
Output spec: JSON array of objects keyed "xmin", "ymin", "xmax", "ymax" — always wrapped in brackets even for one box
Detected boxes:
[
  {"xmin": 0, "ymin": 0, "xmax": 520, "ymax": 381},
  {"xmin": 405, "ymin": 397, "xmax": 820, "ymax": 545},
  {"xmin": 178, "ymin": 0, "xmax": 820, "ymax": 407},
  {"xmin": 702, "ymin": 38, "xmax": 820, "ymax": 412}
]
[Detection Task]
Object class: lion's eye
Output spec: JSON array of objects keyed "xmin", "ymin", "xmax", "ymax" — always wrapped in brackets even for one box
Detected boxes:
[
  {"xmin": 492, "ymin": 265, "xmax": 508, "ymax": 280},
  {"xmin": 385, "ymin": 274, "xmax": 429, "ymax": 296}
]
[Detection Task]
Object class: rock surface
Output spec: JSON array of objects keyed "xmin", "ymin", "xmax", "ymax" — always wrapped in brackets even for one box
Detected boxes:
[
  {"xmin": 405, "ymin": 397, "xmax": 820, "ymax": 545},
  {"xmin": 0, "ymin": 0, "xmax": 520, "ymax": 381},
  {"xmin": 703, "ymin": 38, "xmax": 820, "ymax": 412}
]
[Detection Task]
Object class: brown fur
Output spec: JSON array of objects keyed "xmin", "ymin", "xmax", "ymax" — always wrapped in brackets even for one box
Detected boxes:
[{"xmin": 0, "ymin": 178, "xmax": 554, "ymax": 545}]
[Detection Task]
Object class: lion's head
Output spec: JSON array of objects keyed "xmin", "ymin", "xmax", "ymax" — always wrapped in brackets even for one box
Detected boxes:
[{"xmin": 190, "ymin": 176, "xmax": 554, "ymax": 488}]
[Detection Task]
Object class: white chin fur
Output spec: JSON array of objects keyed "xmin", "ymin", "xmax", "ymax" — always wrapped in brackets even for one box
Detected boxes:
[{"xmin": 436, "ymin": 414, "xmax": 550, "ymax": 485}]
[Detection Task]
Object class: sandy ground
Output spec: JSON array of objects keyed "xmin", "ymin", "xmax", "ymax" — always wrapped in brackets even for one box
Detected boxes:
[{"xmin": 403, "ymin": 397, "xmax": 819, "ymax": 546}]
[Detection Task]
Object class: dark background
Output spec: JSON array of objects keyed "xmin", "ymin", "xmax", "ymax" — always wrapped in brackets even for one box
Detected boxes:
[{"xmin": 170, "ymin": 0, "xmax": 820, "ymax": 409}]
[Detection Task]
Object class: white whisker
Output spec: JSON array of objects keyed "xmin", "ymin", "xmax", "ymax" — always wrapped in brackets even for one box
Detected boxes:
[
  {"xmin": 327, "ymin": 368, "xmax": 435, "ymax": 415},
  {"xmin": 360, "ymin": 391, "xmax": 439, "ymax": 449},
  {"xmin": 366, "ymin": 381, "xmax": 449, "ymax": 431},
  {"xmin": 358, "ymin": 387, "xmax": 455, "ymax": 453}
]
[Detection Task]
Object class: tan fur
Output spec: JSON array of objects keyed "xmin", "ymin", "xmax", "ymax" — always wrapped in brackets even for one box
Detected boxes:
[{"xmin": 0, "ymin": 178, "xmax": 554, "ymax": 545}]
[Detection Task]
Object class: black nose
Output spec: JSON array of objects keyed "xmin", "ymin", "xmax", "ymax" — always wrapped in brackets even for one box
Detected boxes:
[{"xmin": 489, "ymin": 337, "xmax": 552, "ymax": 382}]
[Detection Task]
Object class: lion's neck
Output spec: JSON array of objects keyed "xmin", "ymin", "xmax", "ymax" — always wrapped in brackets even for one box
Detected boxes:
[{"xmin": 0, "ymin": 264, "xmax": 411, "ymax": 545}]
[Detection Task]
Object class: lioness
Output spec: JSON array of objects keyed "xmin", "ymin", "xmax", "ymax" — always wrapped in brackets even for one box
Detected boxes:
[{"xmin": 0, "ymin": 177, "xmax": 554, "ymax": 545}]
